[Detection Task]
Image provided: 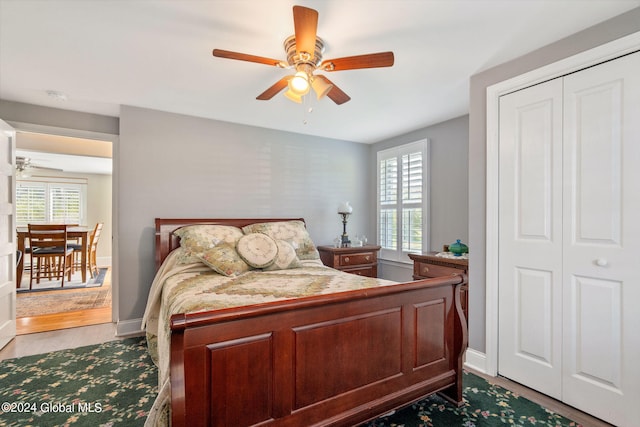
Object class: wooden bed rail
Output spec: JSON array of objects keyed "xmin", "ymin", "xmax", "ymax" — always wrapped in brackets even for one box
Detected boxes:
[{"xmin": 170, "ymin": 273, "xmax": 468, "ymax": 427}]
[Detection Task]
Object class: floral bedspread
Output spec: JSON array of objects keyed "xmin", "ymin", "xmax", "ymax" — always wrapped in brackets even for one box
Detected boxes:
[{"xmin": 141, "ymin": 248, "xmax": 395, "ymax": 426}]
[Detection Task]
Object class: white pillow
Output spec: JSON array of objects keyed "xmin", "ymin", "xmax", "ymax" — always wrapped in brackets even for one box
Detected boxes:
[
  {"xmin": 264, "ymin": 239, "xmax": 302, "ymax": 271},
  {"xmin": 236, "ymin": 233, "xmax": 278, "ymax": 268}
]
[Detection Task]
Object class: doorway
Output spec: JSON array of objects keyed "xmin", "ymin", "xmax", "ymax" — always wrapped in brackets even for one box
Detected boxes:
[{"xmin": 13, "ymin": 130, "xmax": 114, "ymax": 334}]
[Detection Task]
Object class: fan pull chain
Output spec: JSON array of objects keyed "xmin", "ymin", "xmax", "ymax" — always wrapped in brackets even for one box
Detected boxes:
[{"xmin": 302, "ymin": 94, "xmax": 314, "ymax": 125}]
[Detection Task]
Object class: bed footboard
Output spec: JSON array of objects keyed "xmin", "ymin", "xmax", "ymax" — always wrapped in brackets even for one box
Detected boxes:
[{"xmin": 170, "ymin": 274, "xmax": 467, "ymax": 427}]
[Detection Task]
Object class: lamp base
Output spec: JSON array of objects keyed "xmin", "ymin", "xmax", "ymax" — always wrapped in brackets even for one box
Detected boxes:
[
  {"xmin": 339, "ymin": 212, "xmax": 351, "ymax": 247},
  {"xmin": 341, "ymin": 234, "xmax": 350, "ymax": 248}
]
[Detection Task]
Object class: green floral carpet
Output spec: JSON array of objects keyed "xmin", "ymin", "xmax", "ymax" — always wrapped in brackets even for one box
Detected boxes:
[
  {"xmin": 0, "ymin": 337, "xmax": 156, "ymax": 427},
  {"xmin": 0, "ymin": 338, "xmax": 581, "ymax": 427},
  {"xmin": 363, "ymin": 371, "xmax": 581, "ymax": 427}
]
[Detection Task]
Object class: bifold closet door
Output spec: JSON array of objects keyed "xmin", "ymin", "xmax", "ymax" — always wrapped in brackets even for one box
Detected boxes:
[
  {"xmin": 498, "ymin": 51, "xmax": 640, "ymax": 427},
  {"xmin": 498, "ymin": 78, "xmax": 564, "ymax": 400},
  {"xmin": 561, "ymin": 51, "xmax": 640, "ymax": 427}
]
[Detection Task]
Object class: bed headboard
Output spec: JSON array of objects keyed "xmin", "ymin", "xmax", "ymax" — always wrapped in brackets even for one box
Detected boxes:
[{"xmin": 155, "ymin": 218, "xmax": 306, "ymax": 270}]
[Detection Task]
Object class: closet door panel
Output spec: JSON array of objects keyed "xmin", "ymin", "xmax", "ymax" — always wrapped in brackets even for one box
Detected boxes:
[
  {"xmin": 562, "ymin": 51, "xmax": 640, "ymax": 427},
  {"xmin": 498, "ymin": 78, "xmax": 563, "ymax": 399}
]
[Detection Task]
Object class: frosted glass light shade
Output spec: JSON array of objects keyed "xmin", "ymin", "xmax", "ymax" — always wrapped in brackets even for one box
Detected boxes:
[
  {"xmin": 284, "ymin": 89, "xmax": 303, "ymax": 103},
  {"xmin": 338, "ymin": 201, "xmax": 353, "ymax": 214},
  {"xmin": 289, "ymin": 71, "xmax": 310, "ymax": 95}
]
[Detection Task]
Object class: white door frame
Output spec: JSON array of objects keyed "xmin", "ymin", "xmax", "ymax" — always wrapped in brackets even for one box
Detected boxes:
[
  {"xmin": 0, "ymin": 119, "xmax": 16, "ymax": 350},
  {"xmin": 484, "ymin": 31, "xmax": 640, "ymax": 377},
  {"xmin": 6, "ymin": 121, "xmax": 119, "ymax": 325}
]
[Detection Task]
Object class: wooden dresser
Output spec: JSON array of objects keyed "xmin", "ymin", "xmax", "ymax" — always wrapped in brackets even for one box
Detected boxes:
[
  {"xmin": 317, "ymin": 245, "xmax": 381, "ymax": 278},
  {"xmin": 408, "ymin": 252, "xmax": 468, "ymax": 325}
]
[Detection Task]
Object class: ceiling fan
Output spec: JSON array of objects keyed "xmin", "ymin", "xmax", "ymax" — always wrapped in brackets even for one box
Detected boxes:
[
  {"xmin": 212, "ymin": 5, "xmax": 394, "ymax": 105},
  {"xmin": 16, "ymin": 156, "xmax": 62, "ymax": 176}
]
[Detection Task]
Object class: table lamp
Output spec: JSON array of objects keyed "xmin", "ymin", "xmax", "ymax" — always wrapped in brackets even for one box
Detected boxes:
[{"xmin": 337, "ymin": 202, "xmax": 353, "ymax": 247}]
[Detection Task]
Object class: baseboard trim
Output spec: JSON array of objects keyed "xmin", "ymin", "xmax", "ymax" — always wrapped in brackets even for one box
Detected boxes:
[
  {"xmin": 464, "ymin": 348, "xmax": 487, "ymax": 374},
  {"xmin": 116, "ymin": 318, "xmax": 143, "ymax": 337},
  {"xmin": 97, "ymin": 256, "xmax": 112, "ymax": 268}
]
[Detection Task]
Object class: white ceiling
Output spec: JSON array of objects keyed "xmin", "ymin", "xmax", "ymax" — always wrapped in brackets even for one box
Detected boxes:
[
  {"xmin": 1, "ymin": 0, "xmax": 639, "ymax": 144},
  {"xmin": 16, "ymin": 149, "xmax": 112, "ymax": 175}
]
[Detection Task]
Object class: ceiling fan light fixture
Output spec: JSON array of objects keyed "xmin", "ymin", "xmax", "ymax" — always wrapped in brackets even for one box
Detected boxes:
[
  {"xmin": 311, "ymin": 76, "xmax": 333, "ymax": 100},
  {"xmin": 289, "ymin": 71, "xmax": 310, "ymax": 95},
  {"xmin": 284, "ymin": 89, "xmax": 303, "ymax": 103}
]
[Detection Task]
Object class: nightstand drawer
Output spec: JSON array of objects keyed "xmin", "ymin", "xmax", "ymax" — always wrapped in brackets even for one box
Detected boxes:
[
  {"xmin": 343, "ymin": 266, "xmax": 376, "ymax": 277},
  {"xmin": 415, "ymin": 262, "xmax": 460, "ymax": 278},
  {"xmin": 339, "ymin": 252, "xmax": 376, "ymax": 267},
  {"xmin": 317, "ymin": 245, "xmax": 381, "ymax": 278}
]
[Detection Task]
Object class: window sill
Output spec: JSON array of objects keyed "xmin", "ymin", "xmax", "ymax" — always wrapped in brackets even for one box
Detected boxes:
[{"xmin": 379, "ymin": 258, "xmax": 412, "ymax": 268}]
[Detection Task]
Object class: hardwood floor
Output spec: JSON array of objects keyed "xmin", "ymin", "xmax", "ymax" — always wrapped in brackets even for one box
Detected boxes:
[
  {"xmin": 16, "ymin": 267, "xmax": 112, "ymax": 335},
  {"xmin": 16, "ymin": 306, "xmax": 111, "ymax": 334}
]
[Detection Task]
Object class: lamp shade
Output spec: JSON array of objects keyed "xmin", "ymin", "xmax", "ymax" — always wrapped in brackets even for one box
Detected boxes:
[
  {"xmin": 337, "ymin": 201, "xmax": 353, "ymax": 214},
  {"xmin": 284, "ymin": 89, "xmax": 303, "ymax": 103},
  {"xmin": 311, "ymin": 76, "xmax": 333, "ymax": 100}
]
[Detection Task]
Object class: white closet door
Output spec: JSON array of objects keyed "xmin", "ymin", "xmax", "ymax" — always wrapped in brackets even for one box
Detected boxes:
[
  {"xmin": 498, "ymin": 78, "xmax": 564, "ymax": 399},
  {"xmin": 561, "ymin": 51, "xmax": 640, "ymax": 427}
]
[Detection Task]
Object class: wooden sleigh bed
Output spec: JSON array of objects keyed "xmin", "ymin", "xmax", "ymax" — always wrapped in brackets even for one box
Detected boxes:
[{"xmin": 151, "ymin": 218, "xmax": 468, "ymax": 427}]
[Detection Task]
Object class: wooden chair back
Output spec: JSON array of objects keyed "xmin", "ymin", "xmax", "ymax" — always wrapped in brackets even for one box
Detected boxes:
[
  {"xmin": 27, "ymin": 224, "xmax": 74, "ymax": 289},
  {"xmin": 88, "ymin": 222, "xmax": 104, "ymax": 278},
  {"xmin": 28, "ymin": 224, "xmax": 68, "ymax": 250}
]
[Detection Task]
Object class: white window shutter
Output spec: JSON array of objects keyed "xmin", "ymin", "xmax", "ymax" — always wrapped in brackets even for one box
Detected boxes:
[{"xmin": 377, "ymin": 139, "xmax": 428, "ymax": 262}]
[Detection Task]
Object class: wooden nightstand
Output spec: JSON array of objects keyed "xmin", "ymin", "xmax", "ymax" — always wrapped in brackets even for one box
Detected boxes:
[
  {"xmin": 317, "ymin": 245, "xmax": 381, "ymax": 278},
  {"xmin": 408, "ymin": 252, "xmax": 468, "ymax": 326}
]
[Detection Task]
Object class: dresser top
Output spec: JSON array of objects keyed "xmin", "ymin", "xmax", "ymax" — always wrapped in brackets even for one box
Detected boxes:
[
  {"xmin": 408, "ymin": 251, "xmax": 468, "ymax": 267},
  {"xmin": 317, "ymin": 245, "xmax": 381, "ymax": 253}
]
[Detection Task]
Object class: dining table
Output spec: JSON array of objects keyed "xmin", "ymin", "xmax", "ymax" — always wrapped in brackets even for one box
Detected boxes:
[{"xmin": 16, "ymin": 225, "xmax": 91, "ymax": 287}]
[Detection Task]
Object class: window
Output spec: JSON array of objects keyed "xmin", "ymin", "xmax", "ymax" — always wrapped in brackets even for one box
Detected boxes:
[
  {"xmin": 16, "ymin": 178, "xmax": 87, "ymax": 226},
  {"xmin": 377, "ymin": 140, "xmax": 428, "ymax": 262}
]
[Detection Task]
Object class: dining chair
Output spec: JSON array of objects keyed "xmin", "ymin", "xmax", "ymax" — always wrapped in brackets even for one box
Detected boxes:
[
  {"xmin": 70, "ymin": 222, "xmax": 103, "ymax": 279},
  {"xmin": 88, "ymin": 222, "xmax": 104, "ymax": 278},
  {"xmin": 27, "ymin": 224, "xmax": 74, "ymax": 290}
]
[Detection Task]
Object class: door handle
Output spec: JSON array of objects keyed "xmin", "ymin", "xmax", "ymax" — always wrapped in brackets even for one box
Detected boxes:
[{"xmin": 595, "ymin": 258, "xmax": 609, "ymax": 267}]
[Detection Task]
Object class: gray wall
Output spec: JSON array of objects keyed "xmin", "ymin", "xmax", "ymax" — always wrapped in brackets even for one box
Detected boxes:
[
  {"xmin": 370, "ymin": 115, "xmax": 469, "ymax": 283},
  {"xmin": 117, "ymin": 105, "xmax": 373, "ymax": 321},
  {"xmin": 0, "ymin": 100, "xmax": 119, "ymax": 135},
  {"xmin": 467, "ymin": 7, "xmax": 640, "ymax": 352}
]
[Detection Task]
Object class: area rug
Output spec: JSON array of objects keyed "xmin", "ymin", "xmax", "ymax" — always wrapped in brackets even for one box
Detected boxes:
[
  {"xmin": 16, "ymin": 283, "xmax": 111, "ymax": 318},
  {"xmin": 17, "ymin": 267, "xmax": 108, "ymax": 292},
  {"xmin": 0, "ymin": 337, "xmax": 157, "ymax": 427},
  {"xmin": 0, "ymin": 336, "xmax": 581, "ymax": 427}
]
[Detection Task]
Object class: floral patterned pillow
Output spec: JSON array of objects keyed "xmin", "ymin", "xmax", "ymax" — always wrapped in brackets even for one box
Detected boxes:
[
  {"xmin": 264, "ymin": 239, "xmax": 302, "ymax": 271},
  {"xmin": 198, "ymin": 244, "xmax": 251, "ymax": 277},
  {"xmin": 173, "ymin": 224, "xmax": 244, "ymax": 264},
  {"xmin": 236, "ymin": 233, "xmax": 279, "ymax": 268},
  {"xmin": 242, "ymin": 220, "xmax": 319, "ymax": 260}
]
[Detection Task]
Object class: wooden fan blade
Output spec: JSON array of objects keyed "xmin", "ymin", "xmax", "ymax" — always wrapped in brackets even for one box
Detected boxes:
[
  {"xmin": 321, "ymin": 52, "xmax": 394, "ymax": 71},
  {"xmin": 213, "ymin": 49, "xmax": 285, "ymax": 67},
  {"xmin": 293, "ymin": 6, "xmax": 318, "ymax": 59},
  {"xmin": 257, "ymin": 77, "xmax": 290, "ymax": 100},
  {"xmin": 317, "ymin": 75, "xmax": 351, "ymax": 105}
]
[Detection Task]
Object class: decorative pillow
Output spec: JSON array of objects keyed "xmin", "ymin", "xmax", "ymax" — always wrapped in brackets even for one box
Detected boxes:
[
  {"xmin": 173, "ymin": 224, "xmax": 244, "ymax": 264},
  {"xmin": 198, "ymin": 244, "xmax": 251, "ymax": 277},
  {"xmin": 264, "ymin": 239, "xmax": 302, "ymax": 271},
  {"xmin": 236, "ymin": 233, "xmax": 279, "ymax": 268},
  {"xmin": 242, "ymin": 220, "xmax": 319, "ymax": 260}
]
